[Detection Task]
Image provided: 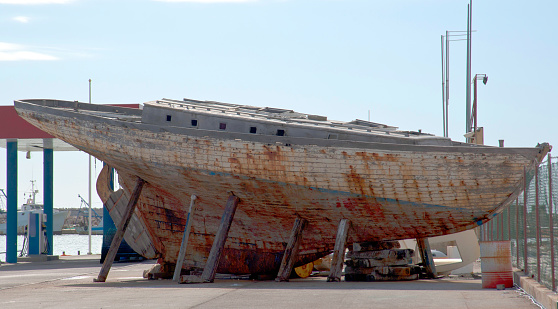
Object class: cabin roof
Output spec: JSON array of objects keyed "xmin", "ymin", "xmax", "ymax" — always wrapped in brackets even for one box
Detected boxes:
[{"xmin": 146, "ymin": 98, "xmax": 440, "ymax": 140}]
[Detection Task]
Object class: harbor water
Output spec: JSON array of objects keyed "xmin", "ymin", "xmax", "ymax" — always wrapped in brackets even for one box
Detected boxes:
[{"xmin": 0, "ymin": 234, "xmax": 103, "ymax": 262}]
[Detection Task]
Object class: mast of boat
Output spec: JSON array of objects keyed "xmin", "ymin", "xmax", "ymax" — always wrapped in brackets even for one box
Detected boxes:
[
  {"xmin": 27, "ymin": 180, "xmax": 38, "ymax": 205},
  {"xmin": 31, "ymin": 180, "xmax": 36, "ymax": 204},
  {"xmin": 88, "ymin": 78, "xmax": 92, "ymax": 255}
]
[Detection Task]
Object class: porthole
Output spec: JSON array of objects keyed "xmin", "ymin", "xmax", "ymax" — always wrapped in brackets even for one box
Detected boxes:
[
  {"xmin": 219, "ymin": 123, "xmax": 227, "ymax": 130},
  {"xmin": 166, "ymin": 115, "xmax": 172, "ymax": 122},
  {"xmin": 276, "ymin": 129, "xmax": 285, "ymax": 136},
  {"xmin": 191, "ymin": 119, "xmax": 198, "ymax": 126},
  {"xmin": 250, "ymin": 127, "xmax": 257, "ymax": 134}
]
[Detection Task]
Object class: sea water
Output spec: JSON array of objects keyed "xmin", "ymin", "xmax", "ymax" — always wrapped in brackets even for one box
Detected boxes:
[{"xmin": 0, "ymin": 234, "xmax": 103, "ymax": 262}]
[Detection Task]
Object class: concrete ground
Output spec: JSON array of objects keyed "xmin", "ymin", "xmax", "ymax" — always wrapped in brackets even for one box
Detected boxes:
[{"xmin": 0, "ymin": 255, "xmax": 540, "ymax": 309}]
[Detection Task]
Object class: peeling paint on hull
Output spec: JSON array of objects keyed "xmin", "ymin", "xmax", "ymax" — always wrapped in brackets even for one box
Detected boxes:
[{"xmin": 14, "ymin": 99, "xmax": 550, "ymax": 275}]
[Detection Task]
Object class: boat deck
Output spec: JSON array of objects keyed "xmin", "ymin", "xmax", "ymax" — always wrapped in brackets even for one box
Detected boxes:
[{"xmin": 18, "ymin": 98, "xmax": 460, "ymax": 146}]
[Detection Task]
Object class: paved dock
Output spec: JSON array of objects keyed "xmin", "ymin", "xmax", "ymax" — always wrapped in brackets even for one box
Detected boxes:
[{"xmin": 0, "ymin": 255, "xmax": 540, "ymax": 308}]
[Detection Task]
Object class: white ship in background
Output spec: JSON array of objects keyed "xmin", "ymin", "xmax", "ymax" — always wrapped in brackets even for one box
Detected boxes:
[{"xmin": 0, "ymin": 181, "xmax": 69, "ymax": 235}]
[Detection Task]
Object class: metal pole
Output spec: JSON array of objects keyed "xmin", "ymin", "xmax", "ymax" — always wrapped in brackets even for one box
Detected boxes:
[
  {"xmin": 515, "ymin": 197, "xmax": 519, "ymax": 268},
  {"xmin": 501, "ymin": 211, "xmax": 505, "ymax": 240},
  {"xmin": 500, "ymin": 209, "xmax": 507, "ymax": 240},
  {"xmin": 473, "ymin": 75, "xmax": 478, "ymax": 132},
  {"xmin": 548, "ymin": 155, "xmax": 555, "ymax": 291},
  {"xmin": 479, "ymin": 219, "xmax": 484, "ymax": 241},
  {"xmin": 494, "ymin": 217, "xmax": 497, "ymax": 241},
  {"xmin": 441, "ymin": 35, "xmax": 446, "ymax": 137},
  {"xmin": 490, "ymin": 217, "xmax": 493, "ymax": 241},
  {"xmin": 524, "ymin": 166, "xmax": 528, "ymax": 273},
  {"xmin": 479, "ymin": 219, "xmax": 486, "ymax": 241},
  {"xmin": 498, "ymin": 214, "xmax": 501, "ymax": 240},
  {"xmin": 508, "ymin": 201, "xmax": 511, "ymax": 241},
  {"xmin": 535, "ymin": 167, "xmax": 541, "ymax": 282},
  {"xmin": 88, "ymin": 79, "xmax": 92, "ymax": 255},
  {"xmin": 488, "ymin": 221, "xmax": 490, "ymax": 241},
  {"xmin": 44, "ymin": 147, "xmax": 53, "ymax": 255},
  {"xmin": 495, "ymin": 216, "xmax": 499, "ymax": 241},
  {"xmin": 496, "ymin": 213, "xmax": 499, "ymax": 240},
  {"xmin": 465, "ymin": 3, "xmax": 472, "ymax": 135},
  {"xmin": 468, "ymin": 1, "xmax": 473, "ymax": 132},
  {"xmin": 445, "ymin": 30, "xmax": 449, "ymax": 137},
  {"xmin": 499, "ymin": 214, "xmax": 503, "ymax": 240},
  {"xmin": 488, "ymin": 220, "xmax": 491, "ymax": 241},
  {"xmin": 6, "ymin": 140, "xmax": 18, "ymax": 263},
  {"xmin": 536, "ymin": 164, "xmax": 541, "ymax": 280},
  {"xmin": 483, "ymin": 221, "xmax": 487, "ymax": 241}
]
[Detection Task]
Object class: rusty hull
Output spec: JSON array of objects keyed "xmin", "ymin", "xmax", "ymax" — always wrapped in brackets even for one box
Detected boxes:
[{"xmin": 14, "ymin": 99, "xmax": 550, "ymax": 275}]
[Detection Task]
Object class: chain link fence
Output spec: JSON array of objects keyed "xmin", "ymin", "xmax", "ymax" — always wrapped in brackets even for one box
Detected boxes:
[{"xmin": 480, "ymin": 154, "xmax": 557, "ymax": 291}]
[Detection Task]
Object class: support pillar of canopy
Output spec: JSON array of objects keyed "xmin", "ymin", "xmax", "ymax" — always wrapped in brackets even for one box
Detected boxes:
[
  {"xmin": 6, "ymin": 140, "xmax": 17, "ymax": 263},
  {"xmin": 43, "ymin": 147, "xmax": 53, "ymax": 255}
]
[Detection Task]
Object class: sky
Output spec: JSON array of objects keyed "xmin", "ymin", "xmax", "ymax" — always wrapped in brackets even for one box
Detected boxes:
[{"xmin": 0, "ymin": 0, "xmax": 557, "ymax": 210}]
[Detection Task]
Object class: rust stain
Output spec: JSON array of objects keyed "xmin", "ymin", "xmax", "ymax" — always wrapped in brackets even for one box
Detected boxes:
[
  {"xmin": 355, "ymin": 152, "xmax": 369, "ymax": 160},
  {"xmin": 345, "ymin": 166, "xmax": 368, "ymax": 195},
  {"xmin": 371, "ymin": 152, "xmax": 397, "ymax": 162},
  {"xmin": 228, "ymin": 157, "xmax": 240, "ymax": 164}
]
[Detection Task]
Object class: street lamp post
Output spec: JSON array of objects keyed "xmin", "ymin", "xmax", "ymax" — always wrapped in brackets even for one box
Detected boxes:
[
  {"xmin": 88, "ymin": 79, "xmax": 92, "ymax": 255},
  {"xmin": 472, "ymin": 74, "xmax": 488, "ymax": 133},
  {"xmin": 466, "ymin": 73, "xmax": 488, "ymax": 144}
]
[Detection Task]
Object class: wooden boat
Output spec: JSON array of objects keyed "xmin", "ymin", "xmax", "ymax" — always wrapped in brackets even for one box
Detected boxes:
[{"xmin": 14, "ymin": 98, "xmax": 550, "ymax": 275}]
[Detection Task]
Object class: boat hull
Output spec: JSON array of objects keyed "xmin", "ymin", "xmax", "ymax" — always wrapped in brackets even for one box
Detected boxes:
[{"xmin": 14, "ymin": 99, "xmax": 550, "ymax": 274}]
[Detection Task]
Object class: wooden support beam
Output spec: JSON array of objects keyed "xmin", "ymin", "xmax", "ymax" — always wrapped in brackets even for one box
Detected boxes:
[
  {"xmin": 416, "ymin": 237, "xmax": 437, "ymax": 279},
  {"xmin": 94, "ymin": 177, "xmax": 145, "ymax": 282},
  {"xmin": 200, "ymin": 194, "xmax": 240, "ymax": 283},
  {"xmin": 275, "ymin": 217, "xmax": 308, "ymax": 282},
  {"xmin": 327, "ymin": 218, "xmax": 350, "ymax": 282},
  {"xmin": 173, "ymin": 195, "xmax": 198, "ymax": 282}
]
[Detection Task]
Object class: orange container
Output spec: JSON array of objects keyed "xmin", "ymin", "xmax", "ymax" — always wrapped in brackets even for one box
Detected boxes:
[{"xmin": 480, "ymin": 241, "xmax": 513, "ymax": 289}]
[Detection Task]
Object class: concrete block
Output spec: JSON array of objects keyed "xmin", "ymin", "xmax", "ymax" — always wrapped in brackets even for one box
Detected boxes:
[{"xmin": 514, "ymin": 269, "xmax": 558, "ymax": 309}]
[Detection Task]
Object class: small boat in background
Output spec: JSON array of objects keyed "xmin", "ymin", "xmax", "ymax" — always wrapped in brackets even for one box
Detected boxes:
[{"xmin": 0, "ymin": 181, "xmax": 69, "ymax": 235}]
